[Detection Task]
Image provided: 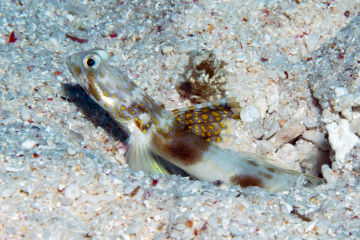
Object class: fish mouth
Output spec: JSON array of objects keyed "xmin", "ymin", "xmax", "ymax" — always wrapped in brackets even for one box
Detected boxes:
[
  {"xmin": 66, "ymin": 55, "xmax": 75, "ymax": 75},
  {"xmin": 66, "ymin": 54, "xmax": 82, "ymax": 78}
]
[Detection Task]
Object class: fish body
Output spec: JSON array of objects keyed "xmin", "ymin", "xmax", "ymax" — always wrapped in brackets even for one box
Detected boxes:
[{"xmin": 66, "ymin": 49, "xmax": 323, "ymax": 191}]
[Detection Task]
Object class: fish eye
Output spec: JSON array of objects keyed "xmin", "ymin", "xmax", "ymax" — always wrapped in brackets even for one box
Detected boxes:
[
  {"xmin": 83, "ymin": 53, "xmax": 101, "ymax": 70},
  {"xmin": 87, "ymin": 58, "xmax": 95, "ymax": 67}
]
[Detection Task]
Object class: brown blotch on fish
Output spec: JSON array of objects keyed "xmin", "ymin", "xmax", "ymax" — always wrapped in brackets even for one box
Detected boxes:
[
  {"xmin": 246, "ymin": 160, "xmax": 259, "ymax": 167},
  {"xmin": 230, "ymin": 175, "xmax": 264, "ymax": 188},
  {"xmin": 266, "ymin": 167, "xmax": 276, "ymax": 173},
  {"xmin": 151, "ymin": 131, "xmax": 210, "ymax": 166}
]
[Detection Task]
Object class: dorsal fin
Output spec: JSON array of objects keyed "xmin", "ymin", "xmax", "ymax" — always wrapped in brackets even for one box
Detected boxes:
[{"xmin": 170, "ymin": 98, "xmax": 241, "ymax": 143}]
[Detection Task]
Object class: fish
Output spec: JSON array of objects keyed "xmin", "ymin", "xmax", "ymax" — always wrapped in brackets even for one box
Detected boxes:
[{"xmin": 66, "ymin": 48, "xmax": 324, "ymax": 191}]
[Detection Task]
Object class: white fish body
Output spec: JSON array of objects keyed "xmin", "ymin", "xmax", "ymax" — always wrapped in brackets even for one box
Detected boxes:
[{"xmin": 66, "ymin": 49, "xmax": 323, "ymax": 191}]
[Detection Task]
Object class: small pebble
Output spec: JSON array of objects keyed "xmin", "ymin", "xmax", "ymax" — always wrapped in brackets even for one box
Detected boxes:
[
  {"xmin": 161, "ymin": 45, "xmax": 174, "ymax": 54},
  {"xmin": 20, "ymin": 108, "xmax": 32, "ymax": 122},
  {"xmin": 174, "ymin": 223, "xmax": 185, "ymax": 231},
  {"xmin": 334, "ymin": 87, "xmax": 348, "ymax": 98},
  {"xmin": 208, "ymin": 214, "xmax": 218, "ymax": 228},
  {"xmin": 229, "ymin": 224, "xmax": 245, "ymax": 237},
  {"xmin": 126, "ymin": 221, "xmax": 144, "ymax": 234},
  {"xmin": 21, "ymin": 140, "xmax": 37, "ymax": 150},
  {"xmin": 67, "ymin": 147, "xmax": 77, "ymax": 156},
  {"xmin": 240, "ymin": 106, "xmax": 260, "ymax": 123},
  {"xmin": 64, "ymin": 184, "xmax": 81, "ymax": 200},
  {"xmin": 178, "ymin": 42, "xmax": 196, "ymax": 53}
]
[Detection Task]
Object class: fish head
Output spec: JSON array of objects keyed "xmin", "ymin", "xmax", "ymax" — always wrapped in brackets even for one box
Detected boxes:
[{"xmin": 66, "ymin": 48, "xmax": 116, "ymax": 105}]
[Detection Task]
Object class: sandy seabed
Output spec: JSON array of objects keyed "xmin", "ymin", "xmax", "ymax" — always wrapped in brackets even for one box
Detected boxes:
[{"xmin": 1, "ymin": 0, "xmax": 360, "ymax": 239}]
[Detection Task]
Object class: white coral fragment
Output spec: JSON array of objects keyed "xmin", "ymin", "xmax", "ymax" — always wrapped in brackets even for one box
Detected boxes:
[
  {"xmin": 321, "ymin": 164, "xmax": 337, "ymax": 185},
  {"xmin": 302, "ymin": 130, "xmax": 330, "ymax": 151},
  {"xmin": 326, "ymin": 119, "xmax": 360, "ymax": 163},
  {"xmin": 333, "ymin": 92, "xmax": 360, "ymax": 112}
]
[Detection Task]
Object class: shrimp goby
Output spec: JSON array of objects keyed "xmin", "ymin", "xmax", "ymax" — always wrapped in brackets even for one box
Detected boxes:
[{"xmin": 66, "ymin": 48, "xmax": 324, "ymax": 191}]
